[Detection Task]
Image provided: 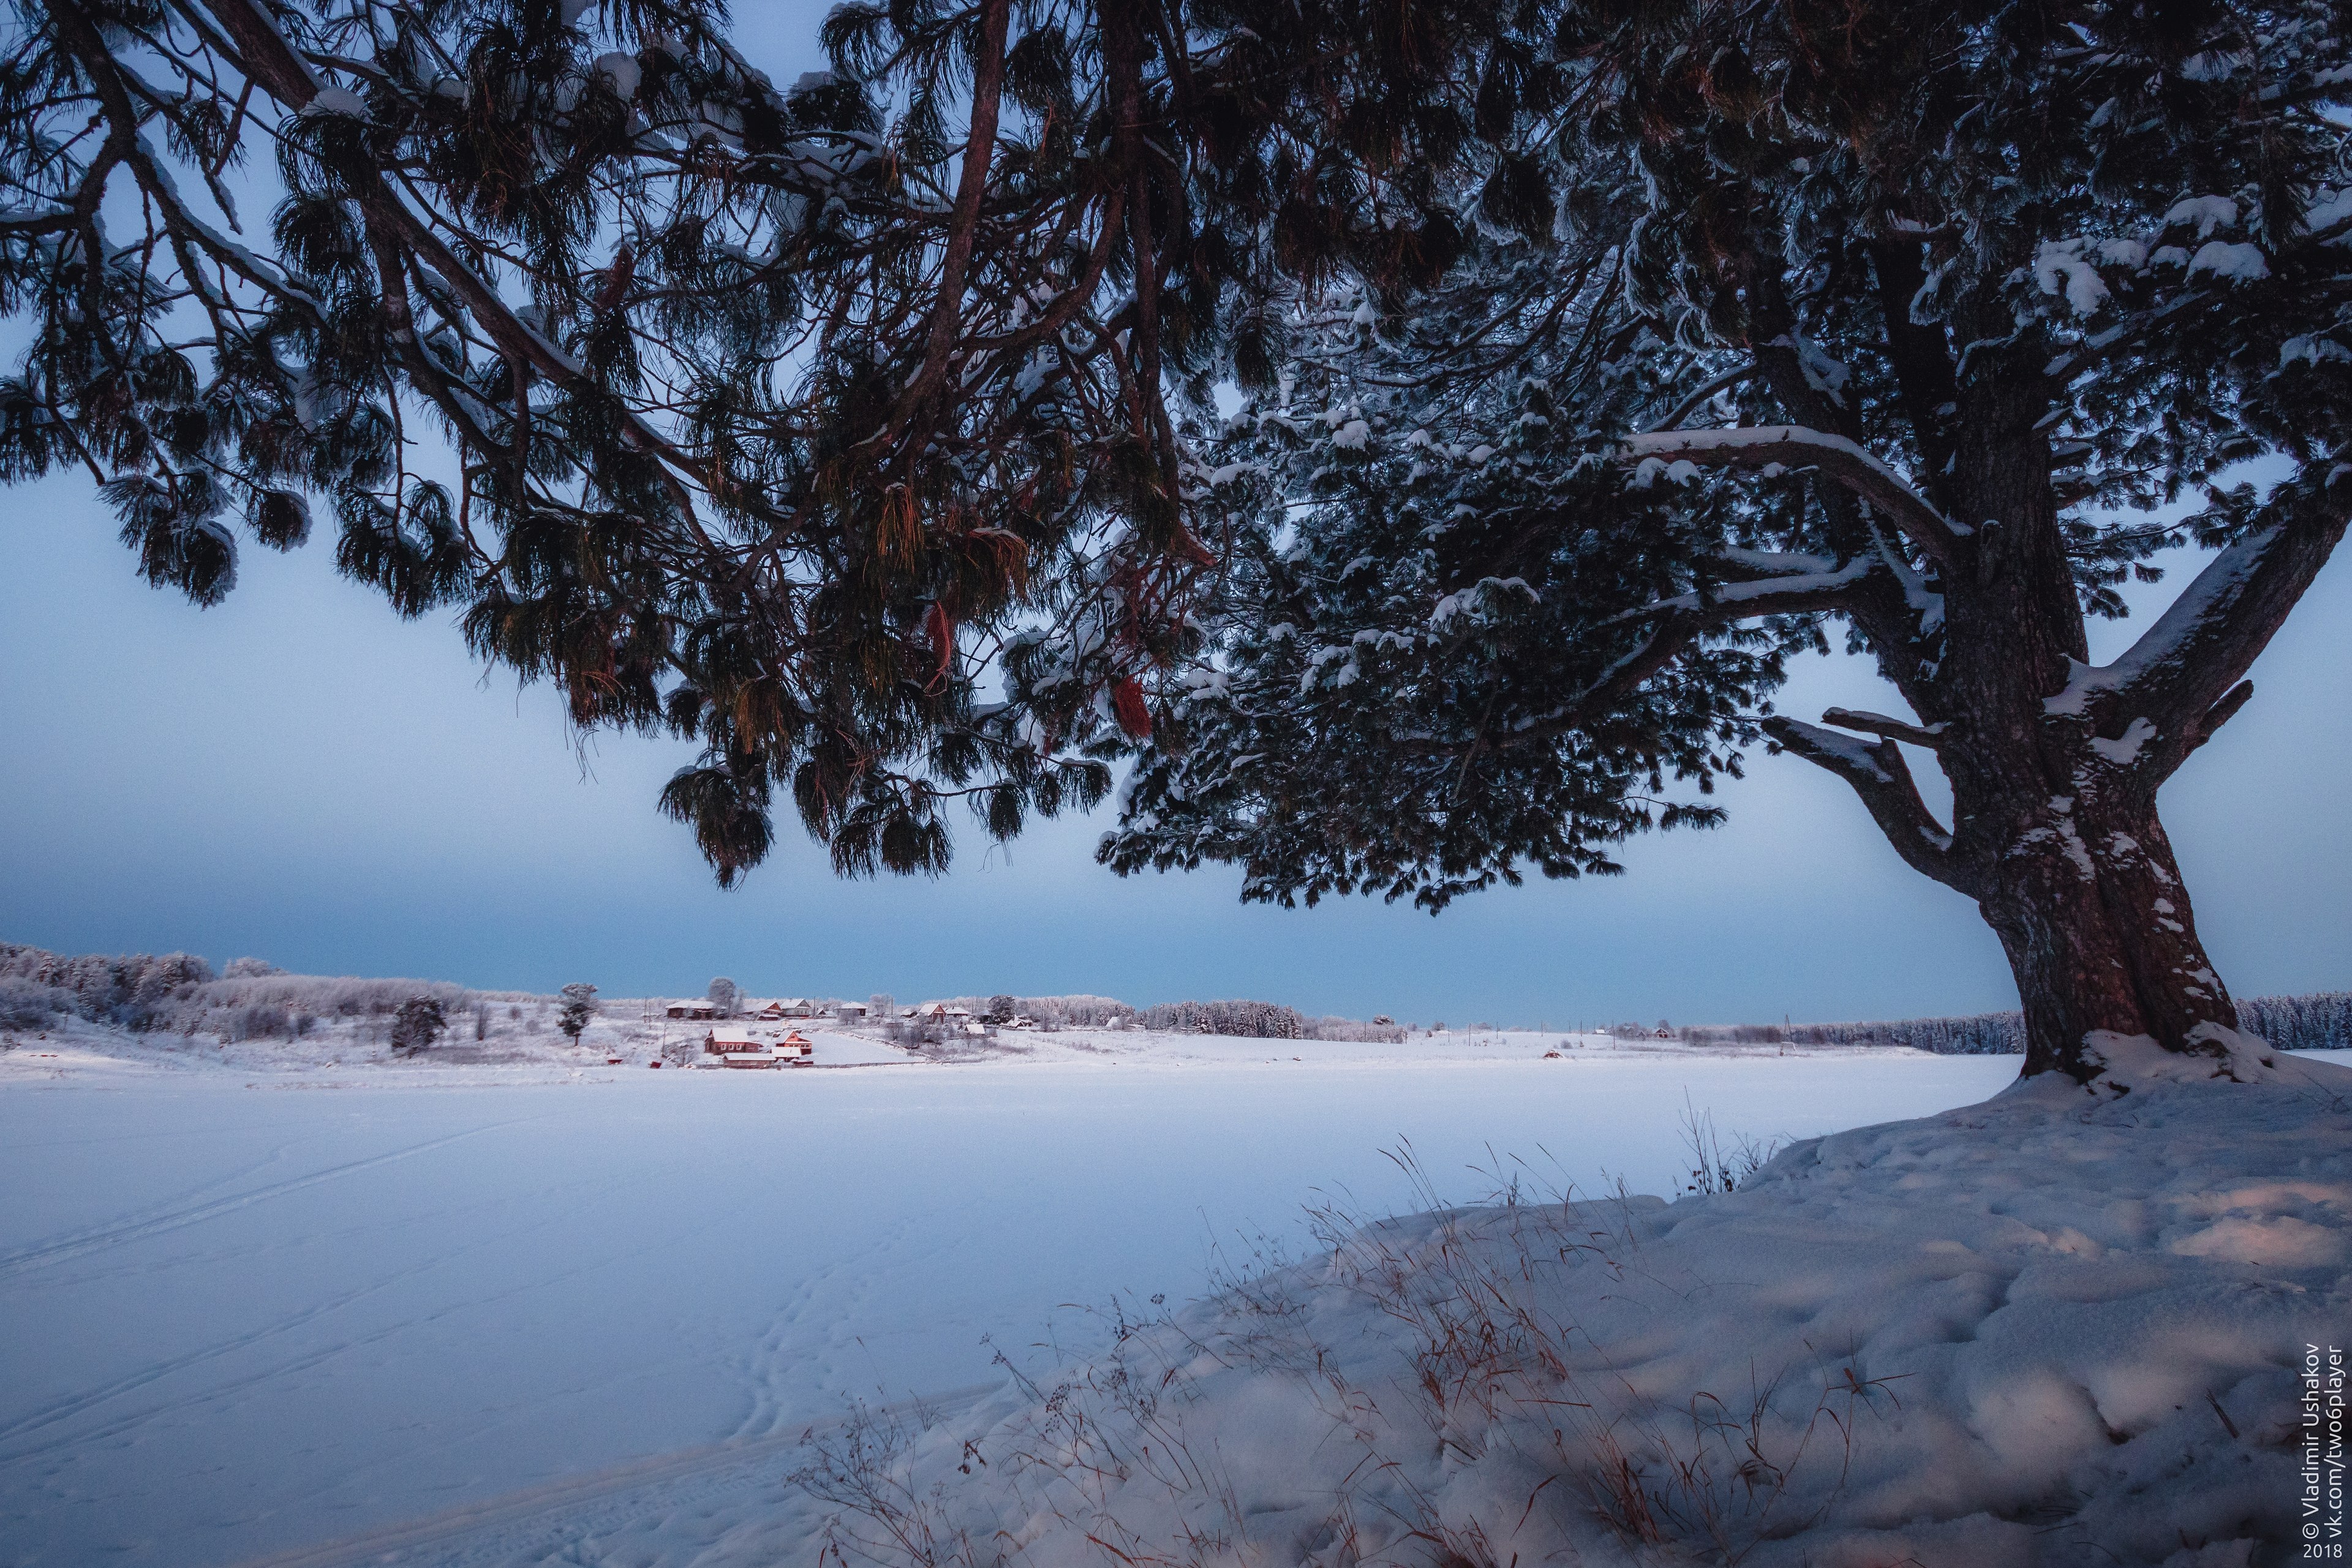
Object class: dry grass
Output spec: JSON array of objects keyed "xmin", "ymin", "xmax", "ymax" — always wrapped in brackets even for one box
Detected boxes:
[{"xmin": 792, "ymin": 1139, "xmax": 1898, "ymax": 1568}]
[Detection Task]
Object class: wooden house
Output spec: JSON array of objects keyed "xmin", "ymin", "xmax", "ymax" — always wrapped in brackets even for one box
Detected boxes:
[
  {"xmin": 703, "ymin": 1027, "xmax": 774, "ymax": 1066},
  {"xmin": 666, "ymin": 1001, "xmax": 717, "ymax": 1020},
  {"xmin": 701, "ymin": 1026, "xmax": 818, "ymax": 1068}
]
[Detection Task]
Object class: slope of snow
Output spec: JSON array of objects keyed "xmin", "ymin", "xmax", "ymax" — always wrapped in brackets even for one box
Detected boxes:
[
  {"xmin": 798, "ymin": 1057, "xmax": 2351, "ymax": 1568},
  {"xmin": 0, "ymin": 1050, "xmax": 2018, "ymax": 1567}
]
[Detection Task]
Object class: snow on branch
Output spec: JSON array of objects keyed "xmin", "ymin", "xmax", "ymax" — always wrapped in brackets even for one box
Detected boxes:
[
  {"xmin": 1765, "ymin": 717, "xmax": 1969, "ymax": 891},
  {"xmin": 1620, "ymin": 426, "xmax": 1962, "ymax": 566},
  {"xmin": 1615, "ymin": 556, "xmax": 1877, "ymax": 624},
  {"xmin": 1822, "ymin": 707, "xmax": 1948, "ymax": 749},
  {"xmin": 2044, "ymin": 480, "xmax": 2346, "ymax": 777},
  {"xmin": 1714, "ymin": 544, "xmax": 1843, "ymax": 578}
]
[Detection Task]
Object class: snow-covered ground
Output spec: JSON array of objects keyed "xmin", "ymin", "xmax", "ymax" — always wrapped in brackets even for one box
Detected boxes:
[
  {"xmin": 0, "ymin": 1036, "xmax": 2033, "ymax": 1567},
  {"xmin": 877, "ymin": 1023, "xmax": 1913, "ymax": 1069},
  {"xmin": 0, "ymin": 1009, "xmax": 1924, "ymax": 1078},
  {"xmin": 861, "ymin": 1050, "xmax": 2352, "ymax": 1568}
]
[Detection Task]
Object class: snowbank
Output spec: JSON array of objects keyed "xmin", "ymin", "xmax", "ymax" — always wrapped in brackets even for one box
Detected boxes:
[{"xmin": 810, "ymin": 1060, "xmax": 2351, "ymax": 1567}]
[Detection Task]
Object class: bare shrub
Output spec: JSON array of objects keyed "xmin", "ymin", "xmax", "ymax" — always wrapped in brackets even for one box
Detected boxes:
[
  {"xmin": 794, "ymin": 1399, "xmax": 994, "ymax": 1568},
  {"xmin": 1678, "ymin": 1096, "xmax": 1782, "ymax": 1197},
  {"xmin": 226, "ymin": 1002, "xmax": 293, "ymax": 1042}
]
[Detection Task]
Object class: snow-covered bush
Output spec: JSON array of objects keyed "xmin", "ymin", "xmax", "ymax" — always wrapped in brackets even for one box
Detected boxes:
[
  {"xmin": 0, "ymin": 944, "xmax": 214, "ymax": 1029},
  {"xmin": 390, "ymin": 997, "xmax": 448, "ymax": 1056},
  {"xmin": 1305, "ymin": 1015, "xmax": 1409, "ymax": 1044},
  {"xmin": 0, "ymin": 977, "xmax": 74, "ymax": 1028},
  {"xmin": 224, "ymin": 1002, "xmax": 294, "ymax": 1042},
  {"xmin": 0, "ymin": 944, "xmax": 483, "ymax": 1039}
]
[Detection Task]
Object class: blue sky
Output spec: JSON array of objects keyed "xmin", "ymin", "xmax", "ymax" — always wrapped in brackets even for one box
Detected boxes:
[{"xmin": 2, "ymin": 4, "xmax": 2347, "ymax": 1024}]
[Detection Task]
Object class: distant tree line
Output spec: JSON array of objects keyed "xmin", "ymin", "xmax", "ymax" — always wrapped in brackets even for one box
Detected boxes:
[
  {"xmin": 1684, "ymin": 994, "xmax": 2352, "ymax": 1056},
  {"xmin": 1681, "ymin": 1014, "xmax": 2031, "ymax": 1055},
  {"xmin": 936, "ymin": 994, "xmax": 1139, "ymax": 1030},
  {"xmin": 1133, "ymin": 999, "xmax": 1406, "ymax": 1044},
  {"xmin": 914, "ymin": 993, "xmax": 1406, "ymax": 1042}
]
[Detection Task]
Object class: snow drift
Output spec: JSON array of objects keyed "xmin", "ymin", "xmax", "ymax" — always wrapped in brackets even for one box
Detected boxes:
[{"xmin": 799, "ymin": 1060, "xmax": 2351, "ymax": 1567}]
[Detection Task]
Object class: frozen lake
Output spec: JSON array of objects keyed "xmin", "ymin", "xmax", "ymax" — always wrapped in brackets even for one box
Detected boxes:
[{"xmin": 0, "ymin": 1052, "xmax": 2024, "ymax": 1566}]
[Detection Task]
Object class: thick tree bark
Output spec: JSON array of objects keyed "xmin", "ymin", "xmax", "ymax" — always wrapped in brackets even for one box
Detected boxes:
[{"xmin": 1972, "ymin": 790, "xmax": 2248, "ymax": 1082}]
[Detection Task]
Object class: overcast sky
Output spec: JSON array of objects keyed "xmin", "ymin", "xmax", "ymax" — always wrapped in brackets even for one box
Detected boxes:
[
  {"xmin": 6, "ymin": 465, "xmax": 2345, "ymax": 1025},
  {"xmin": 2, "ymin": 7, "xmax": 2346, "ymax": 1025}
]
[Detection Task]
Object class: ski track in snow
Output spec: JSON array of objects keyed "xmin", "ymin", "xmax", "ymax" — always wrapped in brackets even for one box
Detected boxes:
[{"xmin": 0, "ymin": 1119, "xmax": 530, "ymax": 1278}]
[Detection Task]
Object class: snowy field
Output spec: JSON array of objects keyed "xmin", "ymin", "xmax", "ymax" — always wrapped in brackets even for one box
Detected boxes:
[{"xmin": 0, "ymin": 1038, "xmax": 2042, "ymax": 1567}]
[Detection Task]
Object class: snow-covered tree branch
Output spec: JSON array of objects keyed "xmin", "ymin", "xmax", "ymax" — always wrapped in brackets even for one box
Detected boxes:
[
  {"xmin": 1619, "ymin": 426, "xmax": 1962, "ymax": 567},
  {"xmin": 1761, "ymin": 717, "xmax": 1962, "ymax": 889}
]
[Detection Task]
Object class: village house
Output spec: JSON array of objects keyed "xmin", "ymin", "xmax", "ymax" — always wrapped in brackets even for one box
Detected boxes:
[
  {"xmin": 701, "ymin": 1027, "xmax": 816, "ymax": 1068},
  {"xmin": 665, "ymin": 1000, "xmax": 717, "ymax": 1020},
  {"xmin": 748, "ymin": 998, "xmax": 818, "ymax": 1020}
]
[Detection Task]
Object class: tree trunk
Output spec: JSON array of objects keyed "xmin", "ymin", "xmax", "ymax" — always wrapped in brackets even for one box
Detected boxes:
[
  {"xmin": 1970, "ymin": 788, "xmax": 2255, "ymax": 1083},
  {"xmin": 1834, "ymin": 374, "xmax": 2285, "ymax": 1091}
]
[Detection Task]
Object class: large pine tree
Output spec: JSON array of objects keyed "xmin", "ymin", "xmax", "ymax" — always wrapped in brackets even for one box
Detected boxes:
[
  {"xmin": 8, "ymin": 1, "xmax": 2348, "ymax": 1088},
  {"xmin": 1104, "ymin": 0, "xmax": 2352, "ymax": 1087}
]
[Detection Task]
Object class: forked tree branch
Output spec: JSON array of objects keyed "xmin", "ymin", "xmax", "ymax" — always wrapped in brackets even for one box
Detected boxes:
[
  {"xmin": 1765, "ymin": 716, "xmax": 1971, "ymax": 892},
  {"xmin": 2051, "ymin": 469, "xmax": 2349, "ymax": 780}
]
